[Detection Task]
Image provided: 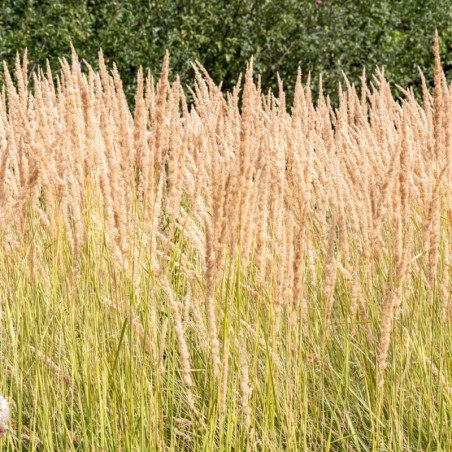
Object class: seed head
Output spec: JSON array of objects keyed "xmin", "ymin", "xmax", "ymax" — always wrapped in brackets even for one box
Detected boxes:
[{"xmin": 0, "ymin": 396, "xmax": 10, "ymax": 438}]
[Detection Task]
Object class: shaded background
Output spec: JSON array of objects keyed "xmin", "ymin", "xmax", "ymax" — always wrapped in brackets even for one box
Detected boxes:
[{"xmin": 0, "ymin": 0, "xmax": 451, "ymax": 105}]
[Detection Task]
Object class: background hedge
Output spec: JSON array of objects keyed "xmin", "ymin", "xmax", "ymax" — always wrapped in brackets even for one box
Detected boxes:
[{"xmin": 0, "ymin": 0, "xmax": 451, "ymax": 104}]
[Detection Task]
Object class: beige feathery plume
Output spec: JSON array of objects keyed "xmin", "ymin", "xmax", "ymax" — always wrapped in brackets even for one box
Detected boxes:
[
  {"xmin": 433, "ymin": 31, "xmax": 444, "ymax": 160},
  {"xmin": 157, "ymin": 270, "xmax": 193, "ymax": 388},
  {"xmin": 151, "ymin": 50, "xmax": 170, "ymax": 174},
  {"xmin": 204, "ymin": 217, "xmax": 221, "ymax": 378},
  {"xmin": 133, "ymin": 66, "xmax": 147, "ymax": 193},
  {"xmin": 440, "ymin": 237, "xmax": 451, "ymax": 317},
  {"xmin": 239, "ymin": 334, "xmax": 252, "ymax": 431},
  {"xmin": 323, "ymin": 210, "xmax": 338, "ymax": 334},
  {"xmin": 0, "ymin": 396, "xmax": 9, "ymax": 438},
  {"xmin": 378, "ymin": 196, "xmax": 413, "ymax": 385}
]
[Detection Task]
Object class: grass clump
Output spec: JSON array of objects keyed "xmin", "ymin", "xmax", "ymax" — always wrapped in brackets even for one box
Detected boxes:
[{"xmin": 1, "ymin": 36, "xmax": 452, "ymax": 450}]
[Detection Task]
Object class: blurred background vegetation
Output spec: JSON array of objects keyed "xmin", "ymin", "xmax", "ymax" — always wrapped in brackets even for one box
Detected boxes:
[{"xmin": 0, "ymin": 0, "xmax": 451, "ymax": 105}]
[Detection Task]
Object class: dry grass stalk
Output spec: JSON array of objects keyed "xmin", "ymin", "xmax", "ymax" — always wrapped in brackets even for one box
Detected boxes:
[{"xmin": 28, "ymin": 346, "xmax": 76, "ymax": 391}]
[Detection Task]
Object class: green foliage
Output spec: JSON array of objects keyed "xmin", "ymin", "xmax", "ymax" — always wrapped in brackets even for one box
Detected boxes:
[{"xmin": 0, "ymin": 0, "xmax": 451, "ymax": 103}]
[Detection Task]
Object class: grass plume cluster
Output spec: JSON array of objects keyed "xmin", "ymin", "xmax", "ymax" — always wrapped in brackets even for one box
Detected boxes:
[{"xmin": 0, "ymin": 35, "xmax": 452, "ymax": 450}]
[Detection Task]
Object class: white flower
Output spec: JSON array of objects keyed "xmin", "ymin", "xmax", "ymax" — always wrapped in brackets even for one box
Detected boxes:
[{"xmin": 0, "ymin": 396, "xmax": 10, "ymax": 438}]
